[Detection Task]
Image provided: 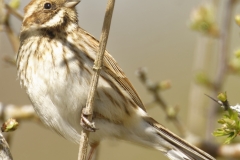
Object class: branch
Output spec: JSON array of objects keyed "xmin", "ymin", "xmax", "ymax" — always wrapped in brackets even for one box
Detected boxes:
[
  {"xmin": 136, "ymin": 68, "xmax": 186, "ymax": 137},
  {"xmin": 218, "ymin": 144, "xmax": 240, "ymax": 158},
  {"xmin": 0, "ymin": 102, "xmax": 37, "ymax": 121},
  {"xmin": 5, "ymin": 4, "xmax": 23, "ymax": 21},
  {"xmin": 4, "ymin": 19, "xmax": 19, "ymax": 54},
  {"xmin": 197, "ymin": 140, "xmax": 240, "ymax": 158},
  {"xmin": 0, "ymin": 118, "xmax": 20, "ymax": 160},
  {"xmin": 187, "ymin": 35, "xmax": 212, "ymax": 134},
  {"xmin": 0, "ymin": 130, "xmax": 13, "ymax": 160},
  {"xmin": 0, "ymin": 102, "xmax": 39, "ymax": 144},
  {"xmin": 77, "ymin": 1, "xmax": 115, "ymax": 160},
  {"xmin": 0, "ymin": 0, "xmax": 4, "ymax": 23},
  {"xmin": 0, "ymin": 1, "xmax": 21, "ymax": 54},
  {"xmin": 206, "ymin": 0, "xmax": 236, "ymax": 140}
]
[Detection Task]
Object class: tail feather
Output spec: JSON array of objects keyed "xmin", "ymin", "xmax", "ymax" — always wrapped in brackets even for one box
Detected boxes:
[
  {"xmin": 166, "ymin": 149, "xmax": 194, "ymax": 160},
  {"xmin": 145, "ymin": 117, "xmax": 215, "ymax": 160}
]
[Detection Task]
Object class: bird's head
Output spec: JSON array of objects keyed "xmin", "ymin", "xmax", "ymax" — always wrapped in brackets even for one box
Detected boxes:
[{"xmin": 22, "ymin": 0, "xmax": 80, "ymax": 31}]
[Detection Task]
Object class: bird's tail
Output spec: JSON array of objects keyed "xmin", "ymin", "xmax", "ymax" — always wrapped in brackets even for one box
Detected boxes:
[
  {"xmin": 125, "ymin": 116, "xmax": 215, "ymax": 160},
  {"xmin": 142, "ymin": 117, "xmax": 215, "ymax": 160}
]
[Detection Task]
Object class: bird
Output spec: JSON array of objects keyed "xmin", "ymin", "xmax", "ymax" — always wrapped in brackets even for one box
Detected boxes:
[{"xmin": 16, "ymin": 0, "xmax": 215, "ymax": 159}]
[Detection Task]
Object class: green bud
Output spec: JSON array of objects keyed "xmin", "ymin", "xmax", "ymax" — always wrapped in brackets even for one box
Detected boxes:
[
  {"xmin": 9, "ymin": 0, "xmax": 20, "ymax": 9},
  {"xmin": 217, "ymin": 92, "xmax": 227, "ymax": 102},
  {"xmin": 1, "ymin": 118, "xmax": 19, "ymax": 132}
]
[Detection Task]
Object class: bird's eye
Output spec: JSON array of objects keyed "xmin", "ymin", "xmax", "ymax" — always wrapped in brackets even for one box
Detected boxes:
[{"xmin": 44, "ymin": 3, "xmax": 52, "ymax": 9}]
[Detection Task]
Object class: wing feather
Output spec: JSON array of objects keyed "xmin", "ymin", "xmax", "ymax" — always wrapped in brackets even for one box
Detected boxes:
[
  {"xmin": 103, "ymin": 52, "xmax": 146, "ymax": 111},
  {"xmin": 81, "ymin": 28, "xmax": 146, "ymax": 111}
]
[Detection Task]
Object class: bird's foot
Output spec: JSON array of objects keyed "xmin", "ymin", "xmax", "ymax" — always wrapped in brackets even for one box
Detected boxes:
[{"xmin": 80, "ymin": 108, "xmax": 98, "ymax": 132}]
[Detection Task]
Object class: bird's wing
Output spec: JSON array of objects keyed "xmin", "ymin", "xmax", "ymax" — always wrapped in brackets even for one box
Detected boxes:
[
  {"xmin": 103, "ymin": 52, "xmax": 146, "ymax": 111},
  {"xmin": 82, "ymin": 28, "xmax": 145, "ymax": 111}
]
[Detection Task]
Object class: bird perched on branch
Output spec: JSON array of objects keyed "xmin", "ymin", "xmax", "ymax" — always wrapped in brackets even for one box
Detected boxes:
[{"xmin": 17, "ymin": 0, "xmax": 215, "ymax": 159}]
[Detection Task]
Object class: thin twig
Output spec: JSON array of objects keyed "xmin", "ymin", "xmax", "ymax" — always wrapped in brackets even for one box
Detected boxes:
[
  {"xmin": 218, "ymin": 144, "xmax": 240, "ymax": 158},
  {"xmin": 0, "ymin": 1, "xmax": 21, "ymax": 54},
  {"xmin": 5, "ymin": 4, "xmax": 23, "ymax": 21},
  {"xmin": 0, "ymin": 101, "xmax": 41, "ymax": 145},
  {"xmin": 4, "ymin": 15, "xmax": 20, "ymax": 53},
  {"xmin": 0, "ymin": 0, "xmax": 4, "ymax": 23},
  {"xmin": 3, "ymin": 56, "xmax": 16, "ymax": 66},
  {"xmin": 187, "ymin": 35, "xmax": 211, "ymax": 134},
  {"xmin": 206, "ymin": 0, "xmax": 236, "ymax": 141},
  {"xmin": 77, "ymin": 1, "xmax": 115, "ymax": 160},
  {"xmin": 0, "ymin": 102, "xmax": 36, "ymax": 121},
  {"xmin": 0, "ymin": 131, "xmax": 12, "ymax": 160},
  {"xmin": 136, "ymin": 68, "xmax": 186, "ymax": 137}
]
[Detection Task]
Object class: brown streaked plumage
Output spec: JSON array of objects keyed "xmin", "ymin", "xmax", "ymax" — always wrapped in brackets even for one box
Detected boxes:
[{"xmin": 17, "ymin": 0, "xmax": 215, "ymax": 160}]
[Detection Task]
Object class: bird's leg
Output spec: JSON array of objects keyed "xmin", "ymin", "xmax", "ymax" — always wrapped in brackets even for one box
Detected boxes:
[
  {"xmin": 80, "ymin": 107, "xmax": 97, "ymax": 132},
  {"xmin": 87, "ymin": 143, "xmax": 99, "ymax": 160}
]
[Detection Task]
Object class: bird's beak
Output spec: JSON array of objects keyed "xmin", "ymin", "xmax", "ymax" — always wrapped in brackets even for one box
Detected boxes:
[{"xmin": 64, "ymin": 0, "xmax": 81, "ymax": 8}]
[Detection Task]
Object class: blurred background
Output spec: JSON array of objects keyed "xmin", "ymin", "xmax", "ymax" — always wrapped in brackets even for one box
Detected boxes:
[{"xmin": 1, "ymin": 0, "xmax": 240, "ymax": 159}]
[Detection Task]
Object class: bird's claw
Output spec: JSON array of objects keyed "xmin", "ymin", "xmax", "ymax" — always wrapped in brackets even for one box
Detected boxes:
[{"xmin": 80, "ymin": 108, "xmax": 98, "ymax": 132}]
